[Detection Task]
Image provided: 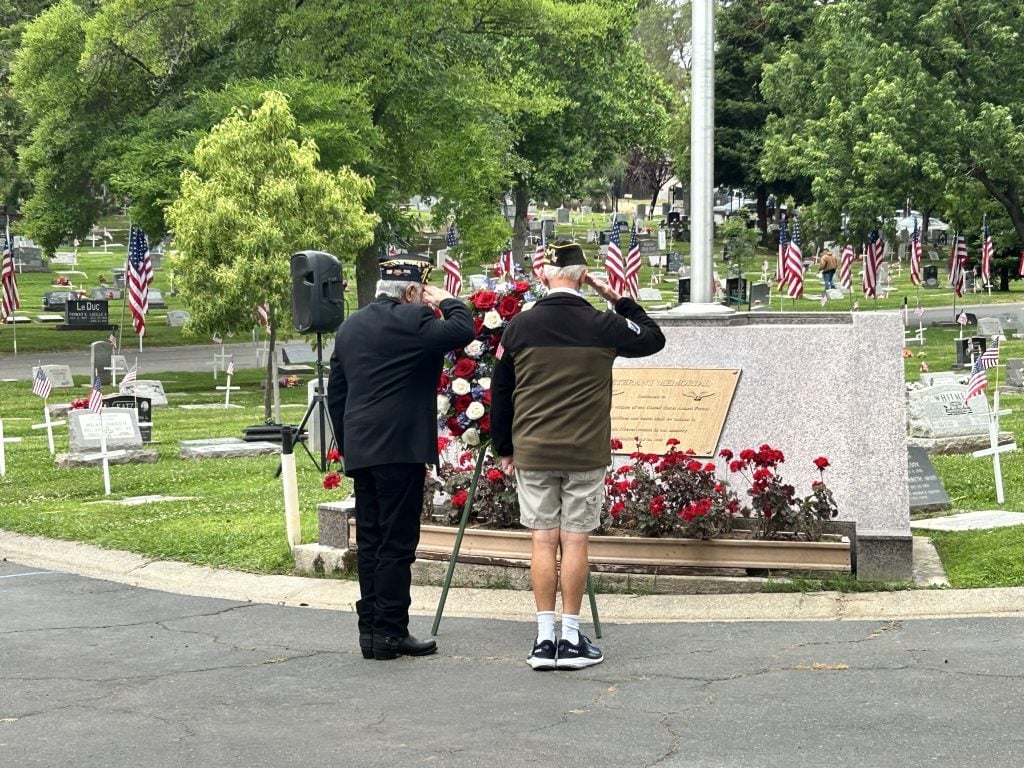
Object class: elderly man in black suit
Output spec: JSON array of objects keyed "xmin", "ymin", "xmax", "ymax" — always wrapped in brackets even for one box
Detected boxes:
[{"xmin": 327, "ymin": 256, "xmax": 474, "ymax": 660}]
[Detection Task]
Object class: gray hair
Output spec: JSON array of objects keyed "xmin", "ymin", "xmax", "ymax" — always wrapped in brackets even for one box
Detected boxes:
[
  {"xmin": 376, "ymin": 280, "xmax": 420, "ymax": 299},
  {"xmin": 543, "ymin": 264, "xmax": 587, "ymax": 283}
]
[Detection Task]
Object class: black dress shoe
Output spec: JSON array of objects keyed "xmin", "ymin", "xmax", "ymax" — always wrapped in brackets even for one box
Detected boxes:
[
  {"xmin": 359, "ymin": 633, "xmax": 374, "ymax": 660},
  {"xmin": 372, "ymin": 633, "xmax": 437, "ymax": 660}
]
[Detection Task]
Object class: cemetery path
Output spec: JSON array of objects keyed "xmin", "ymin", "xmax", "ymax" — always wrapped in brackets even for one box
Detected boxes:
[{"xmin": 3, "ymin": 553, "xmax": 1024, "ymax": 768}]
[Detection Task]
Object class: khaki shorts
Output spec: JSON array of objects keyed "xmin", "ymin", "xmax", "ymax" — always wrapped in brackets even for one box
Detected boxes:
[{"xmin": 515, "ymin": 468, "xmax": 606, "ymax": 533}]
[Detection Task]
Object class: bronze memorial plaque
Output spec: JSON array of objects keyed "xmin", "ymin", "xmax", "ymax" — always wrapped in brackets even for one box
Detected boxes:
[{"xmin": 611, "ymin": 368, "xmax": 741, "ymax": 456}]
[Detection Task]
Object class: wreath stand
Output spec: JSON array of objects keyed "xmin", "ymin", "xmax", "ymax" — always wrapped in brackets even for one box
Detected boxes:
[{"xmin": 431, "ymin": 446, "xmax": 602, "ymax": 638}]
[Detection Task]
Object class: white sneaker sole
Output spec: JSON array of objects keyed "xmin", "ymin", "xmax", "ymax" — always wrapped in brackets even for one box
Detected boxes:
[
  {"xmin": 555, "ymin": 655, "xmax": 604, "ymax": 670},
  {"xmin": 528, "ymin": 656, "xmax": 557, "ymax": 671}
]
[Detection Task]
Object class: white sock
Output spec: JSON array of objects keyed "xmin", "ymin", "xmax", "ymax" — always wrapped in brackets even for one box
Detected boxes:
[
  {"xmin": 561, "ymin": 614, "xmax": 580, "ymax": 645},
  {"xmin": 536, "ymin": 611, "xmax": 556, "ymax": 644}
]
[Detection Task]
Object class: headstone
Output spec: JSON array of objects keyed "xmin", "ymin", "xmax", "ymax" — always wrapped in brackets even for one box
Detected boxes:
[
  {"xmin": 826, "ymin": 288, "xmax": 845, "ymax": 300},
  {"xmin": 906, "ymin": 381, "xmax": 1011, "ymax": 453},
  {"xmin": 67, "ymin": 409, "xmax": 142, "ymax": 453},
  {"xmin": 90, "ymin": 341, "xmax": 113, "ymax": 385},
  {"xmin": 166, "ymin": 310, "xmax": 191, "ymax": 327},
  {"xmin": 639, "ymin": 239, "xmax": 658, "ymax": 254},
  {"xmin": 748, "ymin": 281, "xmax": 770, "ymax": 308},
  {"xmin": 977, "ymin": 317, "xmax": 1003, "ymax": 338},
  {"xmin": 658, "ymin": 229, "xmax": 667, "ymax": 250},
  {"xmin": 1004, "ymin": 359, "xmax": 1024, "ymax": 390},
  {"xmin": 954, "ymin": 336, "xmax": 986, "ymax": 368},
  {"xmin": 36, "ymin": 314, "xmax": 64, "ymax": 323},
  {"xmin": 179, "ymin": 437, "xmax": 281, "ymax": 460},
  {"xmin": 90, "ymin": 288, "xmax": 116, "ymax": 301},
  {"xmin": 923, "ymin": 264, "xmax": 939, "ymax": 288},
  {"xmin": 119, "ymin": 379, "xmax": 168, "ymax": 407},
  {"xmin": 906, "ymin": 446, "xmax": 952, "ymax": 513},
  {"xmin": 638, "ymin": 287, "xmax": 663, "ymax": 301},
  {"xmin": 585, "ymin": 230, "xmax": 597, "ymax": 244},
  {"xmin": 113, "ymin": 268, "xmax": 125, "ymax": 289},
  {"xmin": 148, "ymin": 289, "xmax": 166, "ymax": 309},
  {"xmin": 635, "ymin": 204, "xmax": 647, "ymax": 220},
  {"xmin": 31, "ymin": 365, "xmax": 74, "ymax": 388},
  {"xmin": 528, "ymin": 219, "xmax": 541, "ymax": 232},
  {"xmin": 281, "ymin": 344, "xmax": 317, "ymax": 365},
  {"xmin": 666, "ymin": 252, "xmax": 684, "ymax": 274},
  {"xmin": 542, "ymin": 219, "xmax": 555, "ymax": 240},
  {"xmin": 469, "ymin": 274, "xmax": 488, "ymax": 291},
  {"xmin": 65, "ymin": 299, "xmax": 113, "ymax": 331},
  {"xmin": 13, "ymin": 246, "xmax": 46, "ymax": 272},
  {"xmin": 556, "ymin": 207, "xmax": 570, "ymax": 224},
  {"xmin": 150, "ymin": 251, "xmax": 162, "ymax": 271},
  {"xmin": 104, "ymin": 395, "xmax": 153, "ymax": 443},
  {"xmin": 581, "ymin": 205, "xmax": 592, "ymax": 215},
  {"xmin": 964, "ymin": 271, "xmax": 976, "ymax": 293},
  {"xmin": 42, "ymin": 291, "xmax": 72, "ymax": 311},
  {"xmin": 876, "ymin": 262, "xmax": 889, "ymax": 290}
]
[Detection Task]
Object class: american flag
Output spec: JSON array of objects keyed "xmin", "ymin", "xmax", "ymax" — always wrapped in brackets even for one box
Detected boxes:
[
  {"xmin": 957, "ymin": 311, "xmax": 968, "ymax": 325},
  {"xmin": 784, "ymin": 217, "xmax": 804, "ymax": 298},
  {"xmin": 1, "ymin": 223, "xmax": 20, "ymax": 322},
  {"xmin": 533, "ymin": 230, "xmax": 546, "ymax": 279},
  {"xmin": 914, "ymin": 305, "xmax": 925, "ymax": 317},
  {"xmin": 108, "ymin": 333, "xmax": 117, "ymax": 348},
  {"xmin": 624, "ymin": 226, "xmax": 642, "ymax": 299},
  {"xmin": 498, "ymin": 242, "xmax": 515, "ymax": 278},
  {"xmin": 121, "ymin": 365, "xmax": 137, "ymax": 385},
  {"xmin": 604, "ymin": 220, "xmax": 625, "ymax": 293},
  {"xmin": 88, "ymin": 374, "xmax": 103, "ymax": 413},
  {"xmin": 443, "ymin": 224, "xmax": 462, "ymax": 295},
  {"xmin": 948, "ymin": 233, "xmax": 967, "ymax": 297},
  {"xmin": 103, "ymin": 227, "xmax": 112, "ymax": 241},
  {"xmin": 255, "ymin": 303, "xmax": 269, "ymax": 327},
  {"xmin": 863, "ymin": 230, "xmax": 882, "ymax": 298},
  {"xmin": 126, "ymin": 225, "xmax": 153, "ymax": 336},
  {"xmin": 32, "ymin": 368, "xmax": 52, "ymax": 399},
  {"xmin": 981, "ymin": 215, "xmax": 994, "ymax": 286},
  {"xmin": 1019, "ymin": 248, "xmax": 1024, "ymax": 278},
  {"xmin": 965, "ymin": 340, "xmax": 1000, "ymax": 403},
  {"xmin": 839, "ymin": 244, "xmax": 855, "ymax": 291},
  {"xmin": 910, "ymin": 218, "xmax": 923, "ymax": 287},
  {"xmin": 776, "ymin": 217, "xmax": 788, "ymax": 284},
  {"xmin": 226, "ymin": 359, "xmax": 235, "ymax": 377}
]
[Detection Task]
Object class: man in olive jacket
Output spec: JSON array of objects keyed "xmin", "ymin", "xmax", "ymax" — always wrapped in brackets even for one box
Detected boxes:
[
  {"xmin": 327, "ymin": 256, "xmax": 474, "ymax": 660},
  {"xmin": 490, "ymin": 241, "xmax": 665, "ymax": 670}
]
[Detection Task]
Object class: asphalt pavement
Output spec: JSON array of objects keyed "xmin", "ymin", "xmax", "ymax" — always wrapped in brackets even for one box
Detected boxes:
[{"xmin": 3, "ymin": 552, "xmax": 1024, "ymax": 768}]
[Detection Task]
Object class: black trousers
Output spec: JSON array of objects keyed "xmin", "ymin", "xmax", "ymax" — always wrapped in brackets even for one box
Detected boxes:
[{"xmin": 350, "ymin": 463, "xmax": 425, "ymax": 638}]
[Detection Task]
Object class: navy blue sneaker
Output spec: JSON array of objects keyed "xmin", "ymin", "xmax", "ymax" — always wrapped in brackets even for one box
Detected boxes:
[
  {"xmin": 555, "ymin": 634, "xmax": 604, "ymax": 669},
  {"xmin": 528, "ymin": 638, "xmax": 557, "ymax": 671}
]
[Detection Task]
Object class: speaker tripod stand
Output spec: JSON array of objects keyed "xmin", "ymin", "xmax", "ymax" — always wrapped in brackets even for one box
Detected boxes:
[{"xmin": 274, "ymin": 331, "xmax": 336, "ymax": 477}]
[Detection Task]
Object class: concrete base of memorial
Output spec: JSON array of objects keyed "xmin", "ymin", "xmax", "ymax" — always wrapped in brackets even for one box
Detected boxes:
[
  {"xmin": 641, "ymin": 310, "xmax": 912, "ymax": 582},
  {"xmin": 55, "ymin": 449, "xmax": 159, "ymax": 468}
]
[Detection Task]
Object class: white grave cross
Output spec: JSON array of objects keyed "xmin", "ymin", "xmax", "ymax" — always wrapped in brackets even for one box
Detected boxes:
[
  {"xmin": 0, "ymin": 418, "xmax": 23, "ymax": 477},
  {"xmin": 82, "ymin": 412, "xmax": 128, "ymax": 496},
  {"xmin": 31, "ymin": 407, "xmax": 67, "ymax": 456},
  {"xmin": 972, "ymin": 392, "xmax": 1017, "ymax": 504},
  {"xmin": 216, "ymin": 359, "xmax": 240, "ymax": 408}
]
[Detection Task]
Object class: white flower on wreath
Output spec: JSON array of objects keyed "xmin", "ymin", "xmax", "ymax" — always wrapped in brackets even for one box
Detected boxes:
[
  {"xmin": 462, "ymin": 427, "xmax": 481, "ymax": 446},
  {"xmin": 483, "ymin": 310, "xmax": 502, "ymax": 329},
  {"xmin": 464, "ymin": 340, "xmax": 484, "ymax": 358},
  {"xmin": 437, "ymin": 394, "xmax": 451, "ymax": 414},
  {"xmin": 478, "ymin": 377, "xmax": 491, "ymax": 390},
  {"xmin": 452, "ymin": 378, "xmax": 471, "ymax": 395},
  {"xmin": 466, "ymin": 401, "xmax": 485, "ymax": 420},
  {"xmin": 521, "ymin": 301, "xmax": 536, "ymax": 312}
]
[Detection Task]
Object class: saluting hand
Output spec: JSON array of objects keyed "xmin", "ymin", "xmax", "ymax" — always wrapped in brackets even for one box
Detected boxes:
[
  {"xmin": 585, "ymin": 273, "xmax": 621, "ymax": 304},
  {"xmin": 422, "ymin": 285, "xmax": 455, "ymax": 307}
]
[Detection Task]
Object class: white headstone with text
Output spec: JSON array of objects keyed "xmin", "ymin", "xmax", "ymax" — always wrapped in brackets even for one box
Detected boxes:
[{"xmin": 119, "ymin": 379, "xmax": 168, "ymax": 406}]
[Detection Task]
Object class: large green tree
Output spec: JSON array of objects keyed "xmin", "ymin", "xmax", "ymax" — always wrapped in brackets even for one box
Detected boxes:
[
  {"xmin": 166, "ymin": 91, "xmax": 377, "ymax": 418},
  {"xmin": 760, "ymin": 0, "xmax": 1024, "ymax": 266}
]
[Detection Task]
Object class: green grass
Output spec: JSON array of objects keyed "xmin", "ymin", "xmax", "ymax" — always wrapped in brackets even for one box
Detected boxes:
[
  {"xmin": 0, "ymin": 368, "xmax": 350, "ymax": 574},
  {"xmin": 925, "ymin": 527, "xmax": 1024, "ymax": 587}
]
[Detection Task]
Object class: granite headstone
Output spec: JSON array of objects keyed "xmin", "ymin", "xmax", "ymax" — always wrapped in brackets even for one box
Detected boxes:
[
  {"xmin": 119, "ymin": 380, "xmax": 168, "ymax": 407},
  {"xmin": 906, "ymin": 446, "xmax": 952, "ymax": 513},
  {"xmin": 31, "ymin": 365, "xmax": 74, "ymax": 388},
  {"xmin": 104, "ymin": 395, "xmax": 153, "ymax": 443}
]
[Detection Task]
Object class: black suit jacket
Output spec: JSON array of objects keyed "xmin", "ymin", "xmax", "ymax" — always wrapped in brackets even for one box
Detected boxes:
[{"xmin": 327, "ymin": 296, "xmax": 474, "ymax": 473}]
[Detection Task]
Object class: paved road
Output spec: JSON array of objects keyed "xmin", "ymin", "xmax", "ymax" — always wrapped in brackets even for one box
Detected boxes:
[{"xmin": 3, "ymin": 557, "xmax": 1023, "ymax": 768}]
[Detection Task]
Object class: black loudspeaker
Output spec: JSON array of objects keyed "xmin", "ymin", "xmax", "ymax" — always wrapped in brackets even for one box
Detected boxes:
[{"xmin": 291, "ymin": 250, "xmax": 345, "ymax": 333}]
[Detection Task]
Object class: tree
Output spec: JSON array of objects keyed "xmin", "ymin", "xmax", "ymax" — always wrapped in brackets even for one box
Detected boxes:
[
  {"xmin": 760, "ymin": 0, "xmax": 1024, "ymax": 256},
  {"xmin": 166, "ymin": 91, "xmax": 377, "ymax": 420}
]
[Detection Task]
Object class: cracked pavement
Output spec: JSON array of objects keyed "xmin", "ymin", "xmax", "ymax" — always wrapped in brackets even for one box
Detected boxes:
[{"xmin": 3, "ymin": 559, "xmax": 1024, "ymax": 767}]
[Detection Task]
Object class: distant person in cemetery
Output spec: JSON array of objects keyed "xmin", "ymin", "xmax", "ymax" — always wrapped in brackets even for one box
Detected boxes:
[
  {"xmin": 817, "ymin": 248, "xmax": 838, "ymax": 291},
  {"xmin": 327, "ymin": 256, "xmax": 473, "ymax": 661},
  {"xmin": 490, "ymin": 240, "xmax": 665, "ymax": 671}
]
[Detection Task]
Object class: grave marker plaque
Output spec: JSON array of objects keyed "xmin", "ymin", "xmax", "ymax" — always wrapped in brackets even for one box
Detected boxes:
[
  {"xmin": 31, "ymin": 365, "xmax": 74, "ymax": 388},
  {"xmin": 104, "ymin": 395, "xmax": 153, "ymax": 443},
  {"xmin": 907, "ymin": 446, "xmax": 952, "ymax": 513},
  {"xmin": 610, "ymin": 368, "xmax": 741, "ymax": 457},
  {"xmin": 68, "ymin": 409, "xmax": 142, "ymax": 453}
]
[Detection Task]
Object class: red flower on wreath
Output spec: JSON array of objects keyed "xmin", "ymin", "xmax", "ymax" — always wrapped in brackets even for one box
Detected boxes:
[
  {"xmin": 452, "ymin": 358, "xmax": 477, "ymax": 379},
  {"xmin": 497, "ymin": 295, "xmax": 522, "ymax": 320},
  {"xmin": 471, "ymin": 291, "xmax": 498, "ymax": 310},
  {"xmin": 451, "ymin": 489, "xmax": 469, "ymax": 508}
]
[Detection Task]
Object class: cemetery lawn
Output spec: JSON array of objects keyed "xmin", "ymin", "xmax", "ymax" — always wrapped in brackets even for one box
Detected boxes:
[{"xmin": 0, "ymin": 370, "xmax": 347, "ymax": 575}]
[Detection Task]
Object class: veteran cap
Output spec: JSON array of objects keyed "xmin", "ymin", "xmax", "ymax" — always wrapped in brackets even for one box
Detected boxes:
[
  {"xmin": 544, "ymin": 240, "xmax": 588, "ymax": 268},
  {"xmin": 379, "ymin": 255, "xmax": 433, "ymax": 283}
]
